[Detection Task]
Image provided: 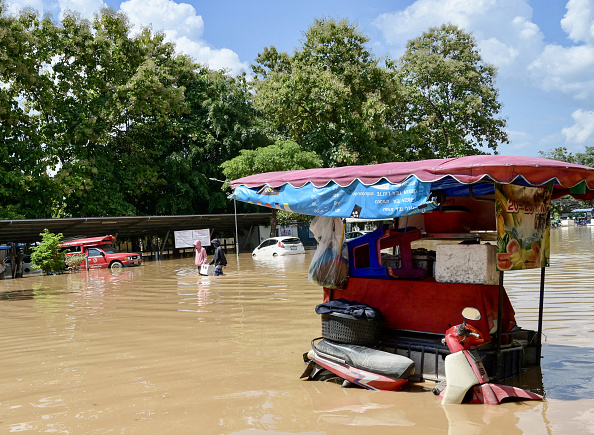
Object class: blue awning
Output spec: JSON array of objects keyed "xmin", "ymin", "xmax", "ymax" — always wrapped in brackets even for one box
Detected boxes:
[{"xmin": 231, "ymin": 177, "xmax": 437, "ymax": 219}]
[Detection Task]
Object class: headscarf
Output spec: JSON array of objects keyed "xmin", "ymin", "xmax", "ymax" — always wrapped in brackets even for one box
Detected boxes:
[{"xmin": 194, "ymin": 240, "xmax": 208, "ymax": 267}]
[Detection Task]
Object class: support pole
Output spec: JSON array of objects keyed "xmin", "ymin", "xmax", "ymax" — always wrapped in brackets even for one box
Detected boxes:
[
  {"xmin": 536, "ymin": 266, "xmax": 546, "ymax": 364},
  {"xmin": 159, "ymin": 230, "xmax": 170, "ymax": 258},
  {"xmin": 234, "ymin": 199, "xmax": 239, "ymax": 263},
  {"xmin": 496, "ymin": 270, "xmax": 504, "ymax": 381}
]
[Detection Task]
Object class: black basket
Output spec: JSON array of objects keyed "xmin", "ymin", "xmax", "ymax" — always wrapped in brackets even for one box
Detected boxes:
[{"xmin": 321, "ymin": 312, "xmax": 383, "ymax": 346}]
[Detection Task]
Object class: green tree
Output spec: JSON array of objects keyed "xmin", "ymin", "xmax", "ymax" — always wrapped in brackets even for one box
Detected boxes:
[
  {"xmin": 152, "ymin": 69, "xmax": 269, "ymax": 215},
  {"xmin": 575, "ymin": 147, "xmax": 594, "ymax": 167},
  {"xmin": 30, "ymin": 229, "xmax": 65, "ymax": 274},
  {"xmin": 221, "ymin": 140, "xmax": 322, "ymax": 236},
  {"xmin": 252, "ymin": 18, "xmax": 404, "ymax": 167},
  {"xmin": 539, "ymin": 147, "xmax": 576, "ymax": 163},
  {"xmin": 539, "ymin": 147, "xmax": 594, "ymax": 209},
  {"xmin": 47, "ymin": 9, "xmax": 194, "ymax": 216},
  {"xmin": 398, "ymin": 24, "xmax": 508, "ymax": 158},
  {"xmin": 538, "ymin": 146, "xmax": 594, "ymax": 167},
  {"xmin": 0, "ymin": 4, "xmax": 59, "ymax": 218}
]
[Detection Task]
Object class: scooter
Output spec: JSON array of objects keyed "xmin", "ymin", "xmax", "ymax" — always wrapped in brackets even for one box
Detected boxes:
[
  {"xmin": 302, "ymin": 338, "xmax": 416, "ymax": 391},
  {"xmin": 438, "ymin": 307, "xmax": 543, "ymax": 405}
]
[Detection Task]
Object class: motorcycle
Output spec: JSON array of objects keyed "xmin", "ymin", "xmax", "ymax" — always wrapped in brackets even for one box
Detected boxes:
[
  {"xmin": 437, "ymin": 307, "xmax": 543, "ymax": 405},
  {"xmin": 301, "ymin": 338, "xmax": 416, "ymax": 391}
]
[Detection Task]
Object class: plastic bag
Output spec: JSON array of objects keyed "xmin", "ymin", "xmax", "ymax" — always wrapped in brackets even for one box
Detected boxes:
[{"xmin": 308, "ymin": 216, "xmax": 349, "ymax": 289}]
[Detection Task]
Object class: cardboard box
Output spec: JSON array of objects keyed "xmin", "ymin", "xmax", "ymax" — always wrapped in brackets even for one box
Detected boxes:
[
  {"xmin": 199, "ymin": 264, "xmax": 214, "ymax": 276},
  {"xmin": 435, "ymin": 244, "xmax": 498, "ymax": 285}
]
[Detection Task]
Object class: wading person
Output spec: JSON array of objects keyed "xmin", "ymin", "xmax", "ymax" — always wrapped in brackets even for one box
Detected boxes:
[
  {"xmin": 194, "ymin": 240, "xmax": 208, "ymax": 268},
  {"xmin": 209, "ymin": 238, "xmax": 227, "ymax": 276}
]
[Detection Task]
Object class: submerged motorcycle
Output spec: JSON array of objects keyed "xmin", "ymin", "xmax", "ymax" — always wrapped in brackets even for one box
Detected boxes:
[
  {"xmin": 302, "ymin": 306, "xmax": 543, "ymax": 404},
  {"xmin": 302, "ymin": 338, "xmax": 415, "ymax": 391},
  {"xmin": 438, "ymin": 307, "xmax": 543, "ymax": 405}
]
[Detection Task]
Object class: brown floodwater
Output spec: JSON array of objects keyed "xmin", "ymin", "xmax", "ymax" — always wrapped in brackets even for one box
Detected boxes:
[{"xmin": 1, "ymin": 226, "xmax": 593, "ymax": 434}]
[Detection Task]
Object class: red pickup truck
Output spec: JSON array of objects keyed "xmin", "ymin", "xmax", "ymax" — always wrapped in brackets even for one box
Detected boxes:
[{"xmin": 60, "ymin": 235, "xmax": 142, "ymax": 270}]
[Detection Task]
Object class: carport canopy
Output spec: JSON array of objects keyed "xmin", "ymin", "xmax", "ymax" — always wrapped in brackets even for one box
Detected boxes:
[{"xmin": 0, "ymin": 213, "xmax": 272, "ymax": 244}]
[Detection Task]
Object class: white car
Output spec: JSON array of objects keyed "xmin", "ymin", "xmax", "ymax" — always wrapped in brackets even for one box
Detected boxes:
[
  {"xmin": 252, "ymin": 237, "xmax": 305, "ymax": 257},
  {"xmin": 345, "ymin": 230, "xmax": 371, "ymax": 242}
]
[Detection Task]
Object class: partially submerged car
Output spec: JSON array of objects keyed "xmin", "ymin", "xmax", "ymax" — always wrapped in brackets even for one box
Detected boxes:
[
  {"xmin": 3, "ymin": 254, "xmax": 34, "ymax": 273},
  {"xmin": 345, "ymin": 230, "xmax": 371, "ymax": 242},
  {"xmin": 60, "ymin": 236, "xmax": 142, "ymax": 270},
  {"xmin": 252, "ymin": 237, "xmax": 305, "ymax": 257}
]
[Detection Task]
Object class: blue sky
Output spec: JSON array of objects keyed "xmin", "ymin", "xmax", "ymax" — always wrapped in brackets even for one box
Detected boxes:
[{"xmin": 6, "ymin": 0, "xmax": 594, "ymax": 158}]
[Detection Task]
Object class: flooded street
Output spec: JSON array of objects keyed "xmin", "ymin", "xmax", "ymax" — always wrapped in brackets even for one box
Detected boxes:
[{"xmin": 1, "ymin": 226, "xmax": 594, "ymax": 434}]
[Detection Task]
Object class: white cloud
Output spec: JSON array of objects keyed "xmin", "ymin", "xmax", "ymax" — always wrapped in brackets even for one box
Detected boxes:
[
  {"xmin": 175, "ymin": 36, "xmax": 249, "ymax": 76},
  {"xmin": 505, "ymin": 130, "xmax": 533, "ymax": 152},
  {"xmin": 5, "ymin": 0, "xmax": 46, "ymax": 16},
  {"xmin": 373, "ymin": 0, "xmax": 594, "ymax": 155},
  {"xmin": 7, "ymin": 0, "xmax": 248, "ymax": 76},
  {"xmin": 7, "ymin": 0, "xmax": 103, "ymax": 20},
  {"xmin": 561, "ymin": 0, "xmax": 594, "ymax": 44},
  {"xmin": 58, "ymin": 0, "xmax": 105, "ymax": 20},
  {"xmin": 373, "ymin": 0, "xmax": 594, "ymax": 101},
  {"xmin": 373, "ymin": 0, "xmax": 549, "ymax": 98},
  {"xmin": 120, "ymin": 0, "xmax": 204, "ymax": 40},
  {"xmin": 119, "ymin": 0, "xmax": 247, "ymax": 75},
  {"xmin": 373, "ymin": 0, "xmax": 542, "ymax": 65},
  {"xmin": 562, "ymin": 109, "xmax": 594, "ymax": 144},
  {"xmin": 529, "ymin": 44, "xmax": 594, "ymax": 99}
]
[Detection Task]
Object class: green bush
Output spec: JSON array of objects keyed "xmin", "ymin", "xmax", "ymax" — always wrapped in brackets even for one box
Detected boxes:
[{"xmin": 31, "ymin": 229, "xmax": 66, "ymax": 274}]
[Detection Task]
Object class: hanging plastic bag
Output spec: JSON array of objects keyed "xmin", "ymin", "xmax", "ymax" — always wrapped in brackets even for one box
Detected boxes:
[{"xmin": 308, "ymin": 216, "xmax": 349, "ymax": 289}]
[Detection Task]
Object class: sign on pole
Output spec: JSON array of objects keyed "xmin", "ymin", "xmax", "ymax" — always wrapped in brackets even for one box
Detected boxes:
[{"xmin": 174, "ymin": 229, "xmax": 211, "ymax": 249}]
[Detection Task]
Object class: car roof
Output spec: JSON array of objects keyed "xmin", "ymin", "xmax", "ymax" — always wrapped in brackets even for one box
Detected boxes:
[{"xmin": 264, "ymin": 236, "xmax": 300, "ymax": 241}]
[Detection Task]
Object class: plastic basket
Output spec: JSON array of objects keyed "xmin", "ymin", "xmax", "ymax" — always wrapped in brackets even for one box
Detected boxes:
[{"xmin": 321, "ymin": 312, "xmax": 383, "ymax": 346}]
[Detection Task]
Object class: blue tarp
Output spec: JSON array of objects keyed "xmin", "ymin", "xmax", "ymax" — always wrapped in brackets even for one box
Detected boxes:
[{"xmin": 231, "ymin": 177, "xmax": 437, "ymax": 219}]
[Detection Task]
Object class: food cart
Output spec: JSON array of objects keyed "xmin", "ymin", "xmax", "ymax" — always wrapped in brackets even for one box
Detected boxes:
[{"xmin": 229, "ymin": 155, "xmax": 594, "ymax": 390}]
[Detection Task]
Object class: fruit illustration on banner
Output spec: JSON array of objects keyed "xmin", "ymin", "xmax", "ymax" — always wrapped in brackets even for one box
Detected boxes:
[{"xmin": 495, "ymin": 184, "xmax": 551, "ymax": 271}]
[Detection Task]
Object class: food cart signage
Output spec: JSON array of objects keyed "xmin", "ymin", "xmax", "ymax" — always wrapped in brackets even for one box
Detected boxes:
[
  {"xmin": 495, "ymin": 184, "xmax": 551, "ymax": 271},
  {"xmin": 232, "ymin": 177, "xmax": 437, "ymax": 219}
]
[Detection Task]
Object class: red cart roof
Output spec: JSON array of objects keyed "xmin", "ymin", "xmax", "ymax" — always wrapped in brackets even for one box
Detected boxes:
[
  {"xmin": 230, "ymin": 155, "xmax": 594, "ymax": 199},
  {"xmin": 60, "ymin": 235, "xmax": 116, "ymax": 248}
]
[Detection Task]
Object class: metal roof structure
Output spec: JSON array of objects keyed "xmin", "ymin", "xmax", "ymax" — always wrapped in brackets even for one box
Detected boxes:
[{"xmin": 0, "ymin": 213, "xmax": 272, "ymax": 244}]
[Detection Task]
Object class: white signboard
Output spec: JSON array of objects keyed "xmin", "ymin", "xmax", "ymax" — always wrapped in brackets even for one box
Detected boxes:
[{"xmin": 174, "ymin": 229, "xmax": 211, "ymax": 249}]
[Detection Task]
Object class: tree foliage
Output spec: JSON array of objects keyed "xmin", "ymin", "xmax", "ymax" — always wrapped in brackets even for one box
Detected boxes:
[
  {"xmin": 221, "ymin": 140, "xmax": 322, "ymax": 180},
  {"xmin": 0, "ymin": 7, "xmax": 530, "ymax": 223},
  {"xmin": 397, "ymin": 24, "xmax": 508, "ymax": 158},
  {"xmin": 153, "ymin": 69, "xmax": 269, "ymax": 215},
  {"xmin": 0, "ymin": 5, "xmax": 265, "ymax": 220},
  {"xmin": 539, "ymin": 146, "xmax": 594, "ymax": 167},
  {"xmin": 252, "ymin": 18, "xmax": 404, "ymax": 167},
  {"xmin": 252, "ymin": 20, "xmax": 508, "ymax": 166},
  {"xmin": 221, "ymin": 140, "xmax": 322, "ymax": 235},
  {"xmin": 0, "ymin": 4, "xmax": 58, "ymax": 218}
]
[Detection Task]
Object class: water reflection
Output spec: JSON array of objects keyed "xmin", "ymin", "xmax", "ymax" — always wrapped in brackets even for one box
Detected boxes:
[{"xmin": 0, "ymin": 228, "xmax": 593, "ymax": 434}]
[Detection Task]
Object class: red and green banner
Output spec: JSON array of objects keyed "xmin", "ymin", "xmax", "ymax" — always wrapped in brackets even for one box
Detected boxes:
[{"xmin": 495, "ymin": 184, "xmax": 551, "ymax": 271}]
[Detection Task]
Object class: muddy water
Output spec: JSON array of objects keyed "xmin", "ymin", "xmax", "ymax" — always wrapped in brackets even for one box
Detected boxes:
[{"xmin": 1, "ymin": 227, "xmax": 593, "ymax": 434}]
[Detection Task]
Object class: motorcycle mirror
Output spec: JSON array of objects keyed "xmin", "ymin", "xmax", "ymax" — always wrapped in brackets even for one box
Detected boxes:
[{"xmin": 461, "ymin": 307, "xmax": 481, "ymax": 321}]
